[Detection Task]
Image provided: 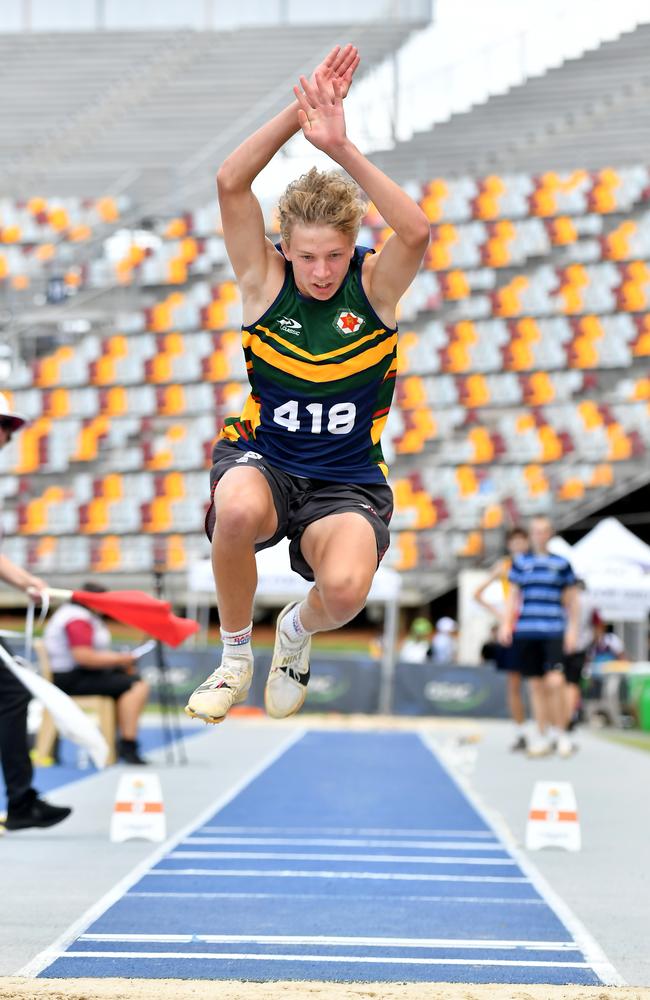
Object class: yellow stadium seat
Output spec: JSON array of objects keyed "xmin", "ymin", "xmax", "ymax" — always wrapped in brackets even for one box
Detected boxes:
[
  {"xmin": 101, "ymin": 474, "xmax": 123, "ymax": 500},
  {"xmin": 46, "ymin": 388, "xmax": 70, "ymax": 417},
  {"xmin": 394, "ymin": 532, "xmax": 418, "ymax": 571},
  {"xmin": 104, "ymin": 386, "xmax": 127, "ymax": 415},
  {"xmin": 165, "ymin": 534, "xmax": 187, "ymax": 570},
  {"xmin": 481, "ymin": 504, "xmax": 503, "ymax": 529},
  {"xmin": 1, "ymin": 225, "xmax": 22, "ymax": 243},
  {"xmin": 400, "ymin": 376, "xmax": 426, "ymax": 408},
  {"xmin": 606, "ymin": 424, "xmax": 632, "ymax": 460},
  {"xmin": 458, "ymin": 531, "xmax": 483, "ymax": 557},
  {"xmin": 96, "ymin": 197, "xmax": 119, "ymax": 223},
  {"xmin": 144, "ymin": 497, "xmax": 172, "ymax": 532},
  {"xmin": 456, "ymin": 465, "xmax": 479, "ymax": 496},
  {"xmin": 524, "ymin": 464, "xmax": 550, "ymax": 496},
  {"xmin": 164, "ymin": 472, "xmax": 186, "ymax": 498},
  {"xmin": 578, "ymin": 400, "xmax": 603, "ymax": 429},
  {"xmin": 538, "ymin": 425, "xmax": 563, "ymax": 462},
  {"xmin": 527, "ymin": 371, "xmax": 555, "ymax": 405},
  {"xmin": 464, "ymin": 374, "xmax": 490, "ymax": 407},
  {"xmin": 165, "ymin": 217, "xmax": 187, "ymax": 239},
  {"xmin": 93, "ymin": 536, "xmax": 122, "ymax": 571},
  {"xmin": 558, "ymin": 478, "xmax": 585, "ymax": 501},
  {"xmin": 82, "ymin": 498, "xmax": 109, "ymax": 533},
  {"xmin": 468, "ymin": 428, "xmax": 494, "ymax": 463},
  {"xmin": 414, "ymin": 493, "xmax": 437, "ymax": 529},
  {"xmin": 420, "ymin": 179, "xmax": 448, "ymax": 222},
  {"xmin": 589, "ymin": 464, "xmax": 614, "ymax": 488}
]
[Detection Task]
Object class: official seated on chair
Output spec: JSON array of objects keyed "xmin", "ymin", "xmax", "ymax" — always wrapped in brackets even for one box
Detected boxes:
[{"xmin": 43, "ymin": 581, "xmax": 150, "ymax": 764}]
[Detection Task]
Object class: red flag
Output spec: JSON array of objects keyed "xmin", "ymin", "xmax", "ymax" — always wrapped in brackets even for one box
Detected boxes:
[{"xmin": 69, "ymin": 589, "xmax": 200, "ymax": 647}]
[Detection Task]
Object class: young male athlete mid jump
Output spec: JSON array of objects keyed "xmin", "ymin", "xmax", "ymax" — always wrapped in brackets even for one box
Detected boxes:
[{"xmin": 186, "ymin": 45, "xmax": 430, "ymax": 724}]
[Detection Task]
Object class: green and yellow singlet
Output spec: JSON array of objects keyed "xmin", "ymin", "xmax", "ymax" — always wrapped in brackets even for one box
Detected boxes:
[{"xmin": 220, "ymin": 246, "xmax": 398, "ymax": 484}]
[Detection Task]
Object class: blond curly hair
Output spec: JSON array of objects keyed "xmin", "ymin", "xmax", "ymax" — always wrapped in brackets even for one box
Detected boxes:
[{"xmin": 278, "ymin": 167, "xmax": 367, "ymax": 244}]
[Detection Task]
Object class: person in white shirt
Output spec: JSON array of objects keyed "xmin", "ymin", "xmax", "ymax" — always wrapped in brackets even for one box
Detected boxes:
[
  {"xmin": 431, "ymin": 617, "xmax": 458, "ymax": 665},
  {"xmin": 44, "ymin": 582, "xmax": 150, "ymax": 764}
]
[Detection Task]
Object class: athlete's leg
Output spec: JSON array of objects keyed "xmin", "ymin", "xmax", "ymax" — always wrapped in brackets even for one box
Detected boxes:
[
  {"xmin": 265, "ymin": 512, "xmax": 378, "ymax": 719},
  {"xmin": 544, "ymin": 667, "xmax": 567, "ymax": 730},
  {"xmin": 299, "ymin": 512, "xmax": 377, "ymax": 631},
  {"xmin": 507, "ymin": 671, "xmax": 525, "ymax": 726},
  {"xmin": 187, "ymin": 466, "xmax": 278, "ymax": 724},
  {"xmin": 211, "ymin": 466, "xmax": 279, "ymax": 630}
]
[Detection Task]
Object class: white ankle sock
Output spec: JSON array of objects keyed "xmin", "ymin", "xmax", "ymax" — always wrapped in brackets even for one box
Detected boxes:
[
  {"xmin": 221, "ymin": 622, "xmax": 253, "ymax": 656},
  {"xmin": 280, "ymin": 602, "xmax": 311, "ymax": 645}
]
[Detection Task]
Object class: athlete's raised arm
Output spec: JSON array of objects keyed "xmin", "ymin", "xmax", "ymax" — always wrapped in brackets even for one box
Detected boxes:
[
  {"xmin": 216, "ymin": 45, "xmax": 360, "ymax": 313},
  {"xmin": 293, "ymin": 72, "xmax": 430, "ymax": 325}
]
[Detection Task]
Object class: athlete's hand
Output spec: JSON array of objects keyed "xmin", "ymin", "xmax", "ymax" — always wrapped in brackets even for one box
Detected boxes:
[
  {"xmin": 563, "ymin": 627, "xmax": 578, "ymax": 655},
  {"xmin": 294, "ymin": 71, "xmax": 348, "ymax": 153},
  {"xmin": 310, "ymin": 44, "xmax": 360, "ymax": 101},
  {"xmin": 498, "ymin": 622, "xmax": 513, "ymax": 647}
]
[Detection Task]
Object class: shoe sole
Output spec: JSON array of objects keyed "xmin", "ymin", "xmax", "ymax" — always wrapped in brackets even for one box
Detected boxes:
[
  {"xmin": 5, "ymin": 815, "xmax": 71, "ymax": 831},
  {"xmin": 184, "ymin": 705, "xmax": 227, "ymax": 725},
  {"xmin": 184, "ymin": 680, "xmax": 252, "ymax": 726}
]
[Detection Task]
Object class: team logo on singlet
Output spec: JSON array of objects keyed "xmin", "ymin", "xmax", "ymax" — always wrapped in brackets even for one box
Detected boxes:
[
  {"xmin": 334, "ymin": 309, "xmax": 365, "ymax": 335},
  {"xmin": 278, "ymin": 316, "xmax": 302, "ymax": 335}
]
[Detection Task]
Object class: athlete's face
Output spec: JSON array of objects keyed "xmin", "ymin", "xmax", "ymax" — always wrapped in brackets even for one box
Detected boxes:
[
  {"xmin": 283, "ymin": 224, "xmax": 355, "ymax": 300},
  {"xmin": 529, "ymin": 517, "xmax": 553, "ymax": 552},
  {"xmin": 507, "ymin": 533, "xmax": 528, "ymax": 557}
]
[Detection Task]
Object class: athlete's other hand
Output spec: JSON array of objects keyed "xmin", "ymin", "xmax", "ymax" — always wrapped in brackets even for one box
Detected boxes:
[
  {"xmin": 310, "ymin": 44, "xmax": 360, "ymax": 101},
  {"xmin": 294, "ymin": 71, "xmax": 348, "ymax": 153}
]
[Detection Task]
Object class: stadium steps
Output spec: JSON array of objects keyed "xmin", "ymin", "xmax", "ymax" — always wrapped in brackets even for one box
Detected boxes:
[
  {"xmin": 370, "ymin": 21, "xmax": 650, "ymax": 179},
  {"xmin": 0, "ymin": 21, "xmax": 423, "ymax": 201}
]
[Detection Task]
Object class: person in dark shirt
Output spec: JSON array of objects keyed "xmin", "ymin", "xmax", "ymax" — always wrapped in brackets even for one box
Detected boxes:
[
  {"xmin": 0, "ymin": 393, "xmax": 72, "ymax": 831},
  {"xmin": 500, "ymin": 516, "xmax": 579, "ymax": 757}
]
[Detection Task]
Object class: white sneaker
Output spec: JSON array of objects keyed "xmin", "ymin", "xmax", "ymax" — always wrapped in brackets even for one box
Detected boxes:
[
  {"xmin": 185, "ymin": 654, "xmax": 253, "ymax": 724},
  {"xmin": 557, "ymin": 732, "xmax": 577, "ymax": 758},
  {"xmin": 265, "ymin": 602, "xmax": 311, "ymax": 719},
  {"xmin": 527, "ymin": 736, "xmax": 554, "ymax": 758}
]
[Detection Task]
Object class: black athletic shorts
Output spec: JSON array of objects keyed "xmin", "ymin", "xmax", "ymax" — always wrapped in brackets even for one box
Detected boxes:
[
  {"xmin": 493, "ymin": 642, "xmax": 520, "ymax": 673},
  {"xmin": 512, "ymin": 635, "xmax": 565, "ymax": 678},
  {"xmin": 205, "ymin": 439, "xmax": 394, "ymax": 582},
  {"xmin": 563, "ymin": 649, "xmax": 586, "ymax": 686},
  {"xmin": 54, "ymin": 668, "xmax": 141, "ymax": 700}
]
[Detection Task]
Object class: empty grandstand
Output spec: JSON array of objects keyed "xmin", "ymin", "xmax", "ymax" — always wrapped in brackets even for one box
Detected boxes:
[{"xmin": 1, "ymin": 12, "xmax": 649, "ymax": 604}]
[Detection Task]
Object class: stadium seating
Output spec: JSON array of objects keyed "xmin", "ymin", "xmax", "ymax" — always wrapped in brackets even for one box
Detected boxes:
[{"xmin": 3, "ymin": 153, "xmax": 649, "ymax": 591}]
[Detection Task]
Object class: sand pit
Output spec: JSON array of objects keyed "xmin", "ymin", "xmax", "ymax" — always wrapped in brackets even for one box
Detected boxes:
[{"xmin": 1, "ymin": 979, "xmax": 649, "ymax": 1000}]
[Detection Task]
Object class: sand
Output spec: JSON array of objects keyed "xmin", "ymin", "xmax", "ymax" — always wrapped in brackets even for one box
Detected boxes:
[{"xmin": 1, "ymin": 980, "xmax": 649, "ymax": 1000}]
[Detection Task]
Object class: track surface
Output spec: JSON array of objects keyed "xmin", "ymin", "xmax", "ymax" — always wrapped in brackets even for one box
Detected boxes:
[{"xmin": 37, "ymin": 730, "xmax": 611, "ymax": 985}]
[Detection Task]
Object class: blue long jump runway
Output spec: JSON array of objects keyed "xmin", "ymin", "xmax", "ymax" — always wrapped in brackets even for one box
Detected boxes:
[{"xmin": 38, "ymin": 730, "xmax": 614, "ymax": 985}]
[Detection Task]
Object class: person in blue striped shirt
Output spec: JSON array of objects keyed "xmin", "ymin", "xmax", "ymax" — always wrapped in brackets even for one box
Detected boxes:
[{"xmin": 499, "ymin": 516, "xmax": 579, "ymax": 757}]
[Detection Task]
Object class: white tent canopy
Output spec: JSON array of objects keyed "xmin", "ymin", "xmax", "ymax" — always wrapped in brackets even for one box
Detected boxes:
[
  {"xmin": 549, "ymin": 518, "xmax": 650, "ymax": 623},
  {"xmin": 187, "ymin": 538, "xmax": 401, "ymax": 712},
  {"xmin": 187, "ymin": 538, "xmax": 401, "ymax": 602}
]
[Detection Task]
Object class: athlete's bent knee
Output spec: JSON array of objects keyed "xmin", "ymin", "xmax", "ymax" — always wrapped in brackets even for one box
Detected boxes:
[
  {"xmin": 319, "ymin": 572, "xmax": 371, "ymax": 626},
  {"xmin": 214, "ymin": 498, "xmax": 267, "ymax": 542}
]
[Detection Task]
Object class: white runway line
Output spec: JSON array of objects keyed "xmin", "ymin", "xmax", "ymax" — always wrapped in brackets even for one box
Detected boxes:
[
  {"xmin": 126, "ymin": 890, "xmax": 545, "ymax": 904},
  {"xmin": 200, "ymin": 825, "xmax": 496, "ymax": 838},
  {"xmin": 169, "ymin": 850, "xmax": 516, "ymax": 866},
  {"xmin": 79, "ymin": 932, "xmax": 582, "ymax": 952},
  {"xmin": 145, "ymin": 868, "xmax": 529, "ymax": 883},
  {"xmin": 184, "ymin": 836, "xmax": 505, "ymax": 851},
  {"xmin": 419, "ymin": 732, "xmax": 626, "ymax": 988},
  {"xmin": 60, "ymin": 949, "xmax": 592, "ymax": 969},
  {"xmin": 18, "ymin": 727, "xmax": 307, "ymax": 978}
]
